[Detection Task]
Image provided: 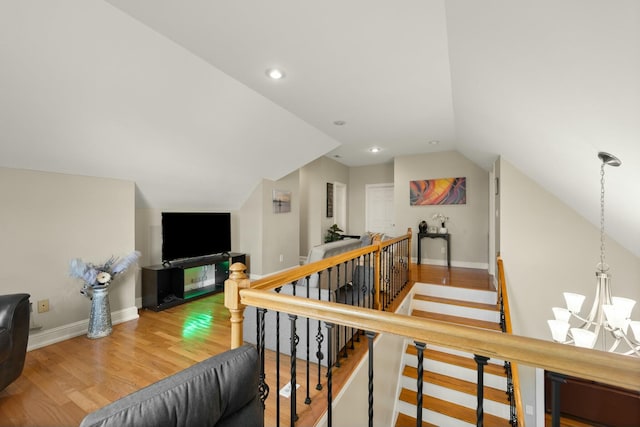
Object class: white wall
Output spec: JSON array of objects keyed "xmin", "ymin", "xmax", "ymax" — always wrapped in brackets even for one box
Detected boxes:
[
  {"xmin": 498, "ymin": 157, "xmax": 640, "ymax": 426},
  {"xmin": 259, "ymin": 171, "xmax": 300, "ymax": 275},
  {"xmin": 394, "ymin": 151, "xmax": 489, "ymax": 268},
  {"xmin": 299, "ymin": 157, "xmax": 349, "ymax": 257},
  {"xmin": 0, "ymin": 167, "xmax": 137, "ymax": 348}
]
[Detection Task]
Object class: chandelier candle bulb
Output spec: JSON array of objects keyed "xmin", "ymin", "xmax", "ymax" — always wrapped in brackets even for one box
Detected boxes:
[
  {"xmin": 552, "ymin": 307, "xmax": 572, "ymax": 322},
  {"xmin": 602, "ymin": 305, "xmax": 630, "ymax": 333},
  {"xmin": 563, "ymin": 292, "xmax": 586, "ymax": 313},
  {"xmin": 630, "ymin": 322, "xmax": 640, "ymax": 341},
  {"xmin": 548, "ymin": 320, "xmax": 570, "ymax": 342},
  {"xmin": 612, "ymin": 296, "xmax": 636, "ymax": 319},
  {"xmin": 571, "ymin": 328, "xmax": 596, "ymax": 349}
]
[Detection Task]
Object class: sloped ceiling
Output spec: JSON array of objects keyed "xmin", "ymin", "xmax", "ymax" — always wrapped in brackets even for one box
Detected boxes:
[{"xmin": 1, "ymin": 1, "xmax": 638, "ymax": 257}]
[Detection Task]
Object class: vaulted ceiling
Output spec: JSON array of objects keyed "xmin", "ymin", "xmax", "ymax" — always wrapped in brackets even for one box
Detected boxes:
[{"xmin": 1, "ymin": 1, "xmax": 638, "ymax": 257}]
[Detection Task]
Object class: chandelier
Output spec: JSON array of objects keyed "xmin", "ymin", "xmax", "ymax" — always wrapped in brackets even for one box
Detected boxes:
[{"xmin": 547, "ymin": 152, "xmax": 639, "ymax": 356}]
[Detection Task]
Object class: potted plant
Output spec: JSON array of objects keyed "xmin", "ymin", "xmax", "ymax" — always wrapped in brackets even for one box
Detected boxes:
[{"xmin": 324, "ymin": 224, "xmax": 344, "ymax": 243}]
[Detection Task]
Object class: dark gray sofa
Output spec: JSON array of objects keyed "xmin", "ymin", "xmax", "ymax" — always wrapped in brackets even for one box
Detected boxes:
[{"xmin": 79, "ymin": 344, "xmax": 262, "ymax": 427}]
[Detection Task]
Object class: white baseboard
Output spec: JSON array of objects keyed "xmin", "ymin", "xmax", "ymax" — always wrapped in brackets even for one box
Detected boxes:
[
  {"xmin": 27, "ymin": 306, "xmax": 139, "ymax": 351},
  {"xmin": 413, "ymin": 257, "xmax": 489, "ymax": 270}
]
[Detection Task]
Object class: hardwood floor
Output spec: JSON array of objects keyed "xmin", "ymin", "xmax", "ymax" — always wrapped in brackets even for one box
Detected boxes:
[{"xmin": 0, "ymin": 264, "xmax": 491, "ymax": 426}]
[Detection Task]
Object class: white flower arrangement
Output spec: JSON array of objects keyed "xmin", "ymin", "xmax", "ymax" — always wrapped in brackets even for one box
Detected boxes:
[
  {"xmin": 432, "ymin": 213, "xmax": 449, "ymax": 227},
  {"xmin": 69, "ymin": 251, "xmax": 141, "ymax": 298}
]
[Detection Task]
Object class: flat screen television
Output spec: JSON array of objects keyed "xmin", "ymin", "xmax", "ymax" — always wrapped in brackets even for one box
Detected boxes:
[{"xmin": 161, "ymin": 212, "xmax": 231, "ymax": 262}]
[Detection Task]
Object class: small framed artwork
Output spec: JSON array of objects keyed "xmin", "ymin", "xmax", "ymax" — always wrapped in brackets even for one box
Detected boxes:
[
  {"xmin": 326, "ymin": 183, "xmax": 334, "ymax": 218},
  {"xmin": 272, "ymin": 189, "xmax": 291, "ymax": 213}
]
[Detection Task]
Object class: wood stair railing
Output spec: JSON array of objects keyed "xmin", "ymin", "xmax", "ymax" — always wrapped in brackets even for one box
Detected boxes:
[
  {"xmin": 237, "ymin": 289, "xmax": 639, "ymax": 390},
  {"xmin": 497, "ymin": 256, "xmax": 524, "ymax": 426}
]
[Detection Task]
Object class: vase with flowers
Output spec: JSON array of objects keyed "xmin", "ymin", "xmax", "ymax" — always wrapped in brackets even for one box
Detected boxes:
[
  {"xmin": 69, "ymin": 251, "xmax": 141, "ymax": 338},
  {"xmin": 432, "ymin": 213, "xmax": 449, "ymax": 234}
]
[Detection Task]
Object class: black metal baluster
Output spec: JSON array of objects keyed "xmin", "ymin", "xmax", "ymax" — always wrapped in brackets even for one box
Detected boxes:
[
  {"xmin": 258, "ymin": 308, "xmax": 269, "ymax": 408},
  {"xmin": 391, "ymin": 243, "xmax": 397, "ymax": 299},
  {"xmin": 342, "ymin": 262, "xmax": 349, "ymax": 358},
  {"xmin": 505, "ymin": 361, "xmax": 516, "ymax": 426},
  {"xmin": 415, "ymin": 342, "xmax": 426, "ymax": 427},
  {"xmin": 547, "ymin": 372, "xmax": 566, "ymax": 427},
  {"xmin": 305, "ymin": 276, "xmax": 311, "ymax": 405},
  {"xmin": 384, "ymin": 249, "xmax": 390, "ymax": 309},
  {"xmin": 366, "ymin": 331, "xmax": 376, "ymax": 427},
  {"xmin": 316, "ymin": 271, "xmax": 324, "ymax": 390},
  {"xmin": 289, "ymin": 314, "xmax": 299, "ymax": 425},
  {"xmin": 474, "ymin": 354, "xmax": 490, "ymax": 427},
  {"xmin": 325, "ymin": 322, "xmax": 334, "ymax": 427},
  {"xmin": 335, "ymin": 265, "xmax": 341, "ymax": 367},
  {"xmin": 351, "ymin": 259, "xmax": 356, "ymax": 341},
  {"xmin": 275, "ymin": 288, "xmax": 282, "ymax": 427},
  {"xmin": 367, "ymin": 253, "xmax": 373, "ymax": 309},
  {"xmin": 355, "ymin": 258, "xmax": 361, "ymax": 342}
]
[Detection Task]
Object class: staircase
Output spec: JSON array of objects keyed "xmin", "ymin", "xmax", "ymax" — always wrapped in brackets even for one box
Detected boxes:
[{"xmin": 395, "ymin": 282, "xmax": 512, "ymax": 427}]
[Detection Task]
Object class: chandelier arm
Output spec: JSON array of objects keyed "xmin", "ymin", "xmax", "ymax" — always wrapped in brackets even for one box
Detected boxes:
[
  {"xmin": 569, "ymin": 313, "xmax": 593, "ymax": 327},
  {"xmin": 607, "ymin": 337, "xmax": 622, "ymax": 352},
  {"xmin": 619, "ymin": 336, "xmax": 640, "ymax": 357}
]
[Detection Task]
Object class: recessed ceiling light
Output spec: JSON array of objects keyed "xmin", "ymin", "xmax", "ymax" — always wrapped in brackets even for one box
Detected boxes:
[
  {"xmin": 333, "ymin": 120, "xmax": 346, "ymax": 126},
  {"xmin": 266, "ymin": 68, "xmax": 285, "ymax": 80},
  {"xmin": 369, "ymin": 147, "xmax": 381, "ymax": 153},
  {"xmin": 428, "ymin": 140, "xmax": 440, "ymax": 145}
]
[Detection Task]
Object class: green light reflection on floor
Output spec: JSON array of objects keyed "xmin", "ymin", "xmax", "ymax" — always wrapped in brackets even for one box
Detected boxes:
[{"xmin": 182, "ymin": 312, "xmax": 213, "ymax": 338}]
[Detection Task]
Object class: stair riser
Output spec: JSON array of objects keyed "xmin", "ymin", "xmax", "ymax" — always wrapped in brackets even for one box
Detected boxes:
[
  {"xmin": 414, "ymin": 282, "xmax": 497, "ymax": 305},
  {"xmin": 424, "ymin": 344, "xmax": 505, "ymax": 367},
  {"xmin": 397, "ymin": 400, "xmax": 473, "ymax": 427},
  {"xmin": 403, "ymin": 355, "xmax": 507, "ymax": 390},
  {"xmin": 411, "ymin": 300, "xmax": 500, "ymax": 323},
  {"xmin": 400, "ymin": 378, "xmax": 511, "ymax": 419}
]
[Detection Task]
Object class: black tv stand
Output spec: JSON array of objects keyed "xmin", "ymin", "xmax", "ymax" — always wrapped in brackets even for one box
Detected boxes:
[{"xmin": 142, "ymin": 252, "xmax": 246, "ymax": 311}]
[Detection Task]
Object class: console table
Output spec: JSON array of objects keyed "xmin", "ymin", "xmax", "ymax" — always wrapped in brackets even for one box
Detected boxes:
[{"xmin": 417, "ymin": 232, "xmax": 450, "ymax": 267}]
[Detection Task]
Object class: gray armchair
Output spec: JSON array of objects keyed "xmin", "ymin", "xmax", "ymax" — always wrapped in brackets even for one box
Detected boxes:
[{"xmin": 0, "ymin": 293, "xmax": 30, "ymax": 391}]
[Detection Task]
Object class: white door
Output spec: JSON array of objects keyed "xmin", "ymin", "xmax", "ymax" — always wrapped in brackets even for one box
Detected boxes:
[{"xmin": 365, "ymin": 183, "xmax": 394, "ymax": 235}]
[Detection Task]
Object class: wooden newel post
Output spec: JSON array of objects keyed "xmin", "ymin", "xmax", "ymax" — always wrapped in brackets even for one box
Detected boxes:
[{"xmin": 224, "ymin": 262, "xmax": 251, "ymax": 349}]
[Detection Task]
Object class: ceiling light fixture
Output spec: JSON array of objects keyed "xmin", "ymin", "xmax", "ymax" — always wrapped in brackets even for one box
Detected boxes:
[
  {"xmin": 266, "ymin": 68, "xmax": 285, "ymax": 80},
  {"xmin": 333, "ymin": 120, "xmax": 346, "ymax": 126},
  {"xmin": 547, "ymin": 152, "xmax": 639, "ymax": 356},
  {"xmin": 428, "ymin": 140, "xmax": 440, "ymax": 145},
  {"xmin": 368, "ymin": 147, "xmax": 381, "ymax": 153}
]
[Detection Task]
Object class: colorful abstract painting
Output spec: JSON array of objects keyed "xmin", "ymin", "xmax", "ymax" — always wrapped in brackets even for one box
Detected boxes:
[{"xmin": 410, "ymin": 177, "xmax": 466, "ymax": 205}]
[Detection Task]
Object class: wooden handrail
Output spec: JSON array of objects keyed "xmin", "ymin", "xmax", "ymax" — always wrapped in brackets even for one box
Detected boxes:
[
  {"xmin": 498, "ymin": 256, "xmax": 525, "ymax": 427},
  {"xmin": 251, "ymin": 245, "xmax": 377, "ymax": 291},
  {"xmin": 225, "ymin": 231, "xmax": 412, "ymax": 346},
  {"xmin": 238, "ymin": 288, "xmax": 640, "ymax": 391}
]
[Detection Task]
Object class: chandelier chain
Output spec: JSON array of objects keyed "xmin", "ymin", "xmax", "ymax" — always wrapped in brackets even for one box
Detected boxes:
[{"xmin": 600, "ymin": 162, "xmax": 606, "ymax": 271}]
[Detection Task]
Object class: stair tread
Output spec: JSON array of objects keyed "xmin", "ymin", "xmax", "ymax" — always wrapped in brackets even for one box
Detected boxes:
[
  {"xmin": 412, "ymin": 309, "xmax": 502, "ymax": 331},
  {"xmin": 406, "ymin": 345, "xmax": 507, "ymax": 377},
  {"xmin": 403, "ymin": 365, "xmax": 510, "ymax": 404},
  {"xmin": 395, "ymin": 412, "xmax": 436, "ymax": 427},
  {"xmin": 414, "ymin": 294, "xmax": 498, "ymax": 312},
  {"xmin": 399, "ymin": 387, "xmax": 511, "ymax": 427}
]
